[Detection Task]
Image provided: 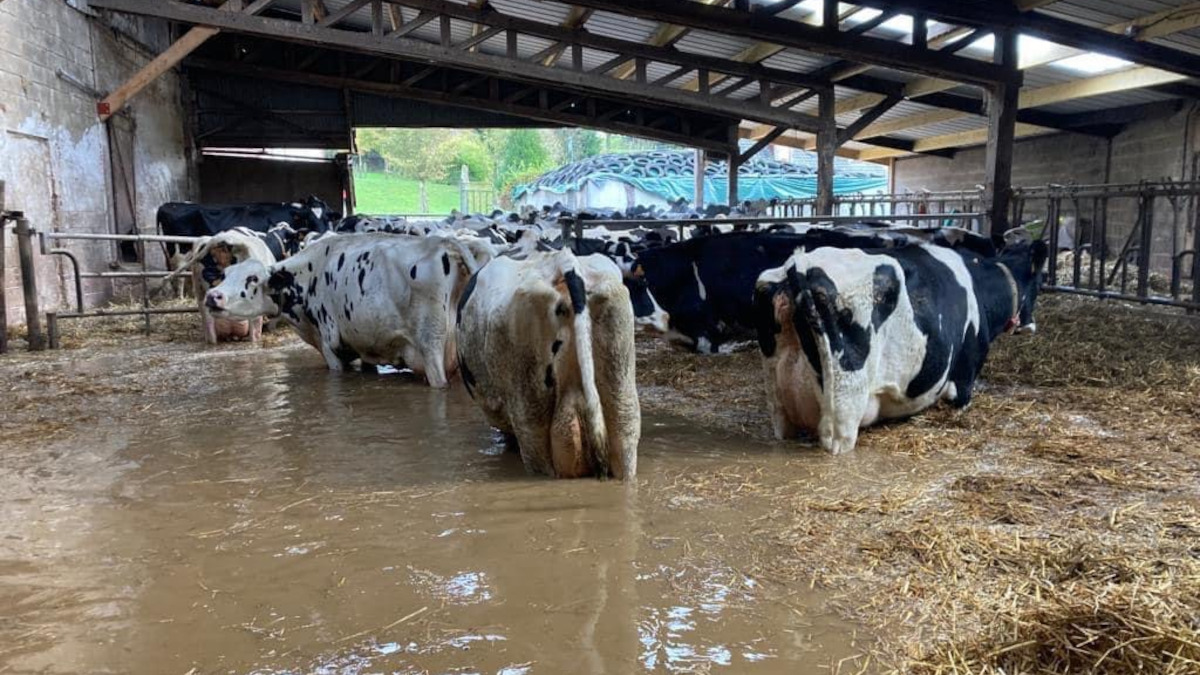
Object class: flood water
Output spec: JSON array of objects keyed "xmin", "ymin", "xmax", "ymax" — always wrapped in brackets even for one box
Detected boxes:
[{"xmin": 1, "ymin": 346, "xmax": 871, "ymax": 674}]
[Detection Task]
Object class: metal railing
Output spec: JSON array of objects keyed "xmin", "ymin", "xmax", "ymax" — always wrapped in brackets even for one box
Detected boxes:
[
  {"xmin": 770, "ymin": 190, "xmax": 985, "ymax": 229},
  {"xmin": 557, "ymin": 212, "xmax": 986, "ymax": 243},
  {"xmin": 9, "ymin": 225, "xmax": 205, "ymax": 350},
  {"xmin": 1010, "ymin": 181, "xmax": 1200, "ymax": 311}
]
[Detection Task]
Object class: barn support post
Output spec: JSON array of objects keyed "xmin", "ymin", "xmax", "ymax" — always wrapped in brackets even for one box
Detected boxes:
[
  {"xmin": 983, "ymin": 29, "xmax": 1020, "ymax": 234},
  {"xmin": 14, "ymin": 216, "xmax": 45, "ymax": 352},
  {"xmin": 816, "ymin": 87, "xmax": 837, "ymax": 216},
  {"xmin": 0, "ymin": 180, "xmax": 7, "ymax": 354},
  {"xmin": 694, "ymin": 148, "xmax": 706, "ymax": 209}
]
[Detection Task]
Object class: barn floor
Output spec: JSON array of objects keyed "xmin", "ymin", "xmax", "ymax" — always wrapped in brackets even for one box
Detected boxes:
[{"xmin": 1, "ymin": 295, "xmax": 1198, "ymax": 674}]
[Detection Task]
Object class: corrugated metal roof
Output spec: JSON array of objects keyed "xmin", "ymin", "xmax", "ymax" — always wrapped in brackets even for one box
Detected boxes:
[{"xmin": 219, "ymin": 0, "xmax": 1200, "ymax": 155}]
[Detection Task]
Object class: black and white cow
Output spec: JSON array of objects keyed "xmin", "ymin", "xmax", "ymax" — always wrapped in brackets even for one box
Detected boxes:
[
  {"xmin": 456, "ymin": 250, "xmax": 640, "ymax": 479},
  {"xmin": 753, "ymin": 236, "xmax": 1048, "ymax": 453},
  {"xmin": 204, "ymin": 233, "xmax": 490, "ymax": 386},
  {"xmin": 634, "ymin": 229, "xmax": 993, "ymax": 354},
  {"xmin": 157, "ymin": 196, "xmax": 334, "ymax": 296}
]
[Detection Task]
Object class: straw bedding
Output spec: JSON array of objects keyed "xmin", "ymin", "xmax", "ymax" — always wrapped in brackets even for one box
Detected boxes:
[{"xmin": 639, "ymin": 294, "xmax": 1200, "ymax": 674}]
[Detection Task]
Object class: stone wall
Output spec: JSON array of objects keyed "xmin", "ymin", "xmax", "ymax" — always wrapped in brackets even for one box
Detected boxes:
[{"xmin": 1, "ymin": 0, "xmax": 195, "ymax": 329}]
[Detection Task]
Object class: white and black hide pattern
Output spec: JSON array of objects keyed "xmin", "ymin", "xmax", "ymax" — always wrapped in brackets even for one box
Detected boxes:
[
  {"xmin": 455, "ymin": 251, "xmax": 640, "ymax": 479},
  {"xmin": 754, "ymin": 240, "xmax": 1045, "ymax": 454},
  {"xmin": 184, "ymin": 229, "xmax": 278, "ymax": 345},
  {"xmin": 207, "ymin": 233, "xmax": 488, "ymax": 386}
]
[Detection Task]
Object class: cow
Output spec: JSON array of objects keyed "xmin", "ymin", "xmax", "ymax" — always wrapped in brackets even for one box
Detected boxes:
[
  {"xmin": 456, "ymin": 250, "xmax": 640, "ymax": 479},
  {"xmin": 165, "ymin": 229, "xmax": 279, "ymax": 345},
  {"xmin": 753, "ymin": 235, "xmax": 1048, "ymax": 454},
  {"xmin": 157, "ymin": 196, "xmax": 334, "ymax": 296},
  {"xmin": 635, "ymin": 229, "xmax": 989, "ymax": 354},
  {"xmin": 203, "ymin": 233, "xmax": 489, "ymax": 386}
]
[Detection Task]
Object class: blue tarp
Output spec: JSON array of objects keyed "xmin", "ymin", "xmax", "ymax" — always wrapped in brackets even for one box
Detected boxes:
[{"xmin": 513, "ymin": 174, "xmax": 889, "ymax": 202}]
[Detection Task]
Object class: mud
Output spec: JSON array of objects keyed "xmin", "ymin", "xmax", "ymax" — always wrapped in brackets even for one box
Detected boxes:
[{"xmin": 0, "ymin": 339, "xmax": 894, "ymax": 674}]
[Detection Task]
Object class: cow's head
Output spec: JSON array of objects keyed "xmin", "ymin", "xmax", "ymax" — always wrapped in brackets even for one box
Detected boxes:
[
  {"xmin": 204, "ymin": 259, "xmax": 278, "ymax": 319},
  {"xmin": 624, "ymin": 271, "xmax": 670, "ymax": 334},
  {"xmin": 998, "ymin": 233, "xmax": 1049, "ymax": 335},
  {"xmin": 634, "ymin": 255, "xmax": 722, "ymax": 354}
]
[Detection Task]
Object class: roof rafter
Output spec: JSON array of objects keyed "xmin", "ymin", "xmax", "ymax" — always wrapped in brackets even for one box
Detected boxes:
[{"xmin": 90, "ymin": 0, "xmax": 824, "ymax": 131}]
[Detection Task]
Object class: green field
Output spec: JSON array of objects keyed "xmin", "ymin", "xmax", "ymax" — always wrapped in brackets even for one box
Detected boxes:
[{"xmin": 353, "ymin": 172, "xmax": 461, "ymax": 215}]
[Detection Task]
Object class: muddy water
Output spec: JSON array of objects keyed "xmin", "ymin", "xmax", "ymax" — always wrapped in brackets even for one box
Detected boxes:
[{"xmin": 1, "ymin": 346, "xmax": 873, "ymax": 674}]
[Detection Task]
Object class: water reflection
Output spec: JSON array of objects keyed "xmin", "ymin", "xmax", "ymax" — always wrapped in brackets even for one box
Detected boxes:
[{"xmin": 1, "ymin": 345, "xmax": 869, "ymax": 675}]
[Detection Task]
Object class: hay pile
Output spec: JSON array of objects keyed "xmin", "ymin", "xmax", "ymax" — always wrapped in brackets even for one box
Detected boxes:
[
  {"xmin": 48, "ymin": 299, "xmax": 296, "ymax": 349},
  {"xmin": 636, "ymin": 295, "xmax": 1200, "ymax": 674},
  {"xmin": 1053, "ymin": 249, "xmax": 1194, "ymax": 298}
]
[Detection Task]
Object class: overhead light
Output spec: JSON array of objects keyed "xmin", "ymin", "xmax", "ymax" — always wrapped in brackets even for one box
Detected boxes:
[{"xmin": 1053, "ymin": 52, "xmax": 1132, "ymax": 74}]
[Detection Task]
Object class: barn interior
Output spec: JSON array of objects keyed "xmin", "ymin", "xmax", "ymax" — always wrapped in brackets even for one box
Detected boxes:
[{"xmin": 2, "ymin": 1, "xmax": 1200, "ymax": 673}]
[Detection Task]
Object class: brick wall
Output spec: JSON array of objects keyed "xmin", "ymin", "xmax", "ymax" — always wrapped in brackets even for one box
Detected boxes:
[{"xmin": 1, "ymin": 0, "xmax": 195, "ymax": 329}]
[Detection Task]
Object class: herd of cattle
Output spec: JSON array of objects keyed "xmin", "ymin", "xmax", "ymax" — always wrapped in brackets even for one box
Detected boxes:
[{"xmin": 157, "ymin": 197, "xmax": 1047, "ymax": 477}]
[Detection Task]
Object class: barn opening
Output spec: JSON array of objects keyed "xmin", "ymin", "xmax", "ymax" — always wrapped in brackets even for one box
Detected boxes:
[{"xmin": 3, "ymin": 1, "xmax": 1200, "ymax": 673}]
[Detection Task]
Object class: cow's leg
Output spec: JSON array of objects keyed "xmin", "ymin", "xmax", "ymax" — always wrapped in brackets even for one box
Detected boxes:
[
  {"xmin": 819, "ymin": 376, "xmax": 868, "ymax": 455},
  {"xmin": 763, "ymin": 360, "xmax": 797, "ymax": 440},
  {"xmin": 420, "ymin": 341, "xmax": 450, "ymax": 389},
  {"xmin": 319, "ymin": 340, "xmax": 346, "ymax": 371},
  {"xmin": 249, "ymin": 316, "xmax": 264, "ymax": 344}
]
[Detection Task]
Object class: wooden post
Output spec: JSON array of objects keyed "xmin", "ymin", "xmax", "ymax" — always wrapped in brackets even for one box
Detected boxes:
[
  {"xmin": 693, "ymin": 148, "xmax": 706, "ymax": 209},
  {"xmin": 0, "ymin": 180, "xmax": 7, "ymax": 354},
  {"xmin": 726, "ymin": 148, "xmax": 740, "ymax": 206},
  {"xmin": 984, "ymin": 29, "xmax": 1019, "ymax": 234},
  {"xmin": 816, "ymin": 87, "xmax": 836, "ymax": 215},
  {"xmin": 14, "ymin": 217, "xmax": 45, "ymax": 351}
]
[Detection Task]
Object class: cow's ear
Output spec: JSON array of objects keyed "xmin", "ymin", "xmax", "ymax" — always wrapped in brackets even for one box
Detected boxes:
[
  {"xmin": 267, "ymin": 268, "xmax": 294, "ymax": 291},
  {"xmin": 1031, "ymin": 240, "xmax": 1049, "ymax": 272}
]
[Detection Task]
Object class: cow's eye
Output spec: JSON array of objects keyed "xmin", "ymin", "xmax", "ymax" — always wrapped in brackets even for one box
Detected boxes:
[{"xmin": 248, "ymin": 275, "xmax": 259, "ymax": 284}]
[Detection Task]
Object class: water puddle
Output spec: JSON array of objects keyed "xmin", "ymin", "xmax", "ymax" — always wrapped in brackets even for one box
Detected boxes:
[{"xmin": 1, "ymin": 346, "xmax": 872, "ymax": 674}]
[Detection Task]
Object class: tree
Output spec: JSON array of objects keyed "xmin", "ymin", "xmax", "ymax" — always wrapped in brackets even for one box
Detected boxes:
[
  {"xmin": 498, "ymin": 129, "xmax": 551, "ymax": 190},
  {"xmin": 357, "ymin": 128, "xmax": 454, "ymax": 211}
]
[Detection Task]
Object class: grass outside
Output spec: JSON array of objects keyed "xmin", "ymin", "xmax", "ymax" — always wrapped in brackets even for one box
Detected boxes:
[{"xmin": 353, "ymin": 171, "xmax": 461, "ymax": 215}]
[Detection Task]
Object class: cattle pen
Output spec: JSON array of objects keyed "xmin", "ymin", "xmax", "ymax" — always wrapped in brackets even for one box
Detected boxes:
[{"xmin": 6, "ymin": 0, "xmax": 1200, "ymax": 673}]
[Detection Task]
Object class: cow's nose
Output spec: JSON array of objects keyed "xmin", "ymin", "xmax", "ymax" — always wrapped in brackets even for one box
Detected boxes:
[{"xmin": 205, "ymin": 292, "xmax": 224, "ymax": 310}]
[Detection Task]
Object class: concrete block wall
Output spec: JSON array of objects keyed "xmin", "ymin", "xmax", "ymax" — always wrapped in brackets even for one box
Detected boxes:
[
  {"xmin": 1, "ymin": 0, "xmax": 195, "ymax": 330},
  {"xmin": 893, "ymin": 105, "xmax": 1200, "ymax": 273}
]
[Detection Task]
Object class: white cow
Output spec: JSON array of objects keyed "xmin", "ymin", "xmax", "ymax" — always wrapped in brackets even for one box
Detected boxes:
[
  {"xmin": 165, "ymin": 229, "xmax": 277, "ymax": 345},
  {"xmin": 205, "ymin": 233, "xmax": 489, "ymax": 386},
  {"xmin": 456, "ymin": 250, "xmax": 640, "ymax": 479}
]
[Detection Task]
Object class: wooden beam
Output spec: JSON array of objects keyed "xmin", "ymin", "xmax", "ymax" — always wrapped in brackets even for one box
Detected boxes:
[
  {"xmin": 97, "ymin": 0, "xmax": 275, "ymax": 121},
  {"xmin": 840, "ymin": 2, "xmax": 1200, "ymax": 116},
  {"xmin": 738, "ymin": 125, "xmax": 786, "ymax": 164},
  {"xmin": 559, "ymin": 0, "xmax": 1022, "ymax": 87},
  {"xmin": 816, "ymin": 88, "xmax": 836, "ymax": 214},
  {"xmin": 613, "ymin": 0, "xmax": 728, "ymax": 80},
  {"xmin": 848, "ymin": 0, "xmax": 1200, "ymax": 80},
  {"xmin": 94, "ymin": 0, "xmax": 823, "ymax": 130},
  {"xmin": 839, "ymin": 94, "xmax": 901, "ymax": 144},
  {"xmin": 984, "ymin": 29, "xmax": 1018, "ymax": 234}
]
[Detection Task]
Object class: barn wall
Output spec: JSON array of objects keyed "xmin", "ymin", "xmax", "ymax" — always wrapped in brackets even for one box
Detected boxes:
[
  {"xmin": 893, "ymin": 105, "xmax": 1200, "ymax": 271},
  {"xmin": 0, "ymin": 1, "xmax": 194, "ymax": 331},
  {"xmin": 199, "ymin": 156, "xmax": 344, "ymax": 215}
]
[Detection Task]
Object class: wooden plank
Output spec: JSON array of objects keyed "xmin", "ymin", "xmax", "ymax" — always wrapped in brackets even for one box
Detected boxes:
[
  {"xmin": 97, "ymin": 0, "xmax": 277, "ymax": 121},
  {"xmin": 98, "ymin": 23, "xmax": 219, "ymax": 120},
  {"xmin": 737, "ymin": 125, "xmax": 786, "ymax": 164}
]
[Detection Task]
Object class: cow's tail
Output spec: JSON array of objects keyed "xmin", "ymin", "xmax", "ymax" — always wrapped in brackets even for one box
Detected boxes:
[
  {"xmin": 561, "ymin": 260, "xmax": 609, "ymax": 477},
  {"xmin": 163, "ymin": 236, "xmax": 213, "ymax": 281},
  {"xmin": 789, "ymin": 264, "xmax": 834, "ymax": 383}
]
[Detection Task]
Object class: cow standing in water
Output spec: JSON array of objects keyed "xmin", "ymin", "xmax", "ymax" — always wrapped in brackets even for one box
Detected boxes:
[
  {"xmin": 754, "ymin": 236, "xmax": 1047, "ymax": 454},
  {"xmin": 456, "ymin": 250, "xmax": 640, "ymax": 479},
  {"xmin": 204, "ymin": 234, "xmax": 488, "ymax": 386}
]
